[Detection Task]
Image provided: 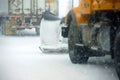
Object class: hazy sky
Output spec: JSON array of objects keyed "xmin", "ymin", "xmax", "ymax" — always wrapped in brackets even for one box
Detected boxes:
[{"xmin": 58, "ymin": 0, "xmax": 79, "ymax": 18}]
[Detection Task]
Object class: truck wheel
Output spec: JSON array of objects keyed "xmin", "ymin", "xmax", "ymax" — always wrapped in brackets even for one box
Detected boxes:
[
  {"xmin": 35, "ymin": 28, "xmax": 40, "ymax": 35},
  {"xmin": 68, "ymin": 24, "xmax": 77, "ymax": 63},
  {"xmin": 114, "ymin": 32, "xmax": 120, "ymax": 78},
  {"xmin": 68, "ymin": 24, "xmax": 88, "ymax": 64},
  {"xmin": 1, "ymin": 21, "xmax": 4, "ymax": 35},
  {"xmin": 78, "ymin": 57, "xmax": 89, "ymax": 64}
]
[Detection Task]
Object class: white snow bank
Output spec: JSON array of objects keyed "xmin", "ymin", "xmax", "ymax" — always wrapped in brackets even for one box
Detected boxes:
[
  {"xmin": 39, "ymin": 19, "xmax": 68, "ymax": 52},
  {"xmin": 40, "ymin": 19, "xmax": 61, "ymax": 45}
]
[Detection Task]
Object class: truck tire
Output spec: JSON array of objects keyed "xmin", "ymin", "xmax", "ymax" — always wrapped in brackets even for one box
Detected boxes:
[
  {"xmin": 68, "ymin": 24, "xmax": 77, "ymax": 63},
  {"xmin": 68, "ymin": 24, "xmax": 88, "ymax": 64},
  {"xmin": 35, "ymin": 28, "xmax": 40, "ymax": 35},
  {"xmin": 114, "ymin": 32, "xmax": 120, "ymax": 79}
]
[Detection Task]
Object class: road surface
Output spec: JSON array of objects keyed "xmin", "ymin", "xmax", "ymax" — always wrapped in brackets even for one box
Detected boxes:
[{"xmin": 0, "ymin": 29, "xmax": 119, "ymax": 80}]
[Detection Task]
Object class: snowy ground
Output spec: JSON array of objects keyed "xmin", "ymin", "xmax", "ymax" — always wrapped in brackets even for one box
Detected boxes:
[{"xmin": 0, "ymin": 29, "xmax": 119, "ymax": 80}]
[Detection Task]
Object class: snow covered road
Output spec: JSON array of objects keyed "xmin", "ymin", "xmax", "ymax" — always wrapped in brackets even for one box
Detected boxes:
[{"xmin": 0, "ymin": 35, "xmax": 119, "ymax": 80}]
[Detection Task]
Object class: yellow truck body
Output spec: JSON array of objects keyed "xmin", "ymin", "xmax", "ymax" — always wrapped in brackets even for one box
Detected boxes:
[{"xmin": 71, "ymin": 0, "xmax": 120, "ymax": 26}]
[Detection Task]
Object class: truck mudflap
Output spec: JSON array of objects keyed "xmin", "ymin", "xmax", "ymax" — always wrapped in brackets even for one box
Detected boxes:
[{"xmin": 61, "ymin": 26, "xmax": 69, "ymax": 38}]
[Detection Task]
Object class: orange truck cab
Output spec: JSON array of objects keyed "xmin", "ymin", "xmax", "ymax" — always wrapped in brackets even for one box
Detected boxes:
[{"xmin": 65, "ymin": 0, "xmax": 120, "ymax": 26}]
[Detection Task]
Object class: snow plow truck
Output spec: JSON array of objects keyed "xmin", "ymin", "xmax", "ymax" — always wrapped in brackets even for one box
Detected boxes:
[{"xmin": 62, "ymin": 0, "xmax": 120, "ymax": 78}]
